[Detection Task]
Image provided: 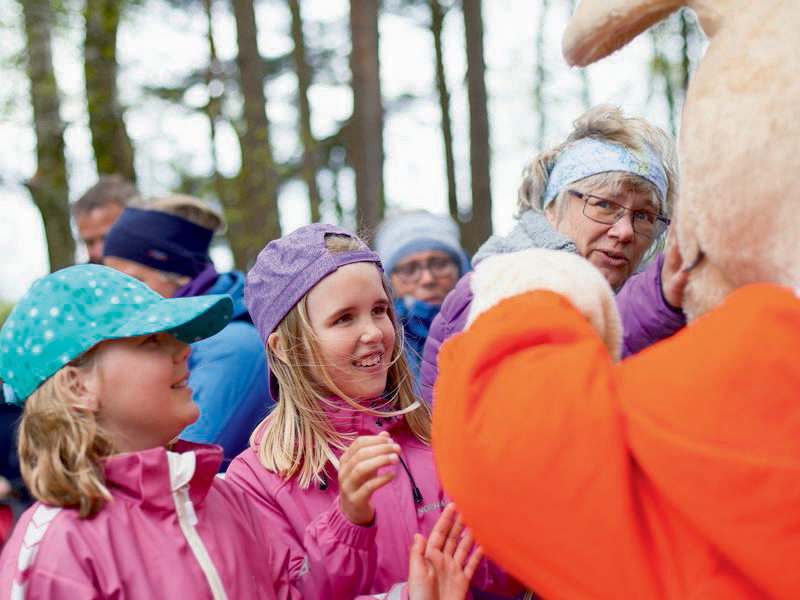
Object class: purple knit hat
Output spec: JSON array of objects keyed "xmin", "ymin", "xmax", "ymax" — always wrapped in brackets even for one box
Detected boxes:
[{"xmin": 245, "ymin": 223, "xmax": 383, "ymax": 399}]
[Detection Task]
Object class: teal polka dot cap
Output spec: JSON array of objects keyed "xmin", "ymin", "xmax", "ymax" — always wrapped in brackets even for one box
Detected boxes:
[{"xmin": 0, "ymin": 264, "xmax": 233, "ymax": 404}]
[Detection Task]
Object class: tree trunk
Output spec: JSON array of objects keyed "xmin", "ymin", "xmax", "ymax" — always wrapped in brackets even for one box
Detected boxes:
[
  {"xmin": 202, "ymin": 0, "xmax": 229, "ymax": 209},
  {"xmin": 679, "ymin": 8, "xmax": 692, "ymax": 94},
  {"xmin": 461, "ymin": 0, "xmax": 492, "ymax": 255},
  {"xmin": 83, "ymin": 0, "xmax": 136, "ymax": 181},
  {"xmin": 21, "ymin": 0, "xmax": 75, "ymax": 271},
  {"xmin": 288, "ymin": 0, "xmax": 322, "ymax": 223},
  {"xmin": 649, "ymin": 26, "xmax": 677, "ymax": 136},
  {"xmin": 429, "ymin": 0, "xmax": 458, "ymax": 224},
  {"xmin": 348, "ymin": 0, "xmax": 384, "ymax": 232},
  {"xmin": 534, "ymin": 0, "xmax": 549, "ymax": 151},
  {"xmin": 230, "ymin": 0, "xmax": 281, "ymax": 268},
  {"xmin": 567, "ymin": 0, "xmax": 591, "ymax": 110}
]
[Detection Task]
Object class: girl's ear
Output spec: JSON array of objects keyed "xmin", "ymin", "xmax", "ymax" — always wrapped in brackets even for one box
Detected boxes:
[
  {"xmin": 62, "ymin": 365, "xmax": 100, "ymax": 412},
  {"xmin": 267, "ymin": 332, "xmax": 287, "ymax": 364}
]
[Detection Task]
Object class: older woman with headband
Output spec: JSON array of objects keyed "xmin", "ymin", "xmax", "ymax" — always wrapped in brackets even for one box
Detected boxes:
[{"xmin": 419, "ymin": 104, "xmax": 686, "ymax": 404}]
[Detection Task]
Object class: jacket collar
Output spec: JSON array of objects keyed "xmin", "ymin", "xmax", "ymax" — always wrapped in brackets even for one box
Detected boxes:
[
  {"xmin": 102, "ymin": 440, "xmax": 223, "ymax": 510},
  {"xmin": 321, "ymin": 396, "xmax": 406, "ymax": 436}
]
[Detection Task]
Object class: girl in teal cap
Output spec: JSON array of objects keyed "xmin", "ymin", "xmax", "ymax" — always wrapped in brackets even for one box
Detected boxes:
[
  {"xmin": 0, "ymin": 265, "xmax": 301, "ymax": 599},
  {"xmin": 0, "ymin": 264, "xmax": 479, "ymax": 600}
]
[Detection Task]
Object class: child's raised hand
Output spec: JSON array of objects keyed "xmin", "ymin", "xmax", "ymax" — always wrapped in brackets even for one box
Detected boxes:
[
  {"xmin": 338, "ymin": 431, "xmax": 400, "ymax": 525},
  {"xmin": 408, "ymin": 503, "xmax": 484, "ymax": 600}
]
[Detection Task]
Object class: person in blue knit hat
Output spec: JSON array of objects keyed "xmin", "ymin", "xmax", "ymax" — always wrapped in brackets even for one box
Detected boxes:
[{"xmin": 374, "ymin": 211, "xmax": 470, "ymax": 379}]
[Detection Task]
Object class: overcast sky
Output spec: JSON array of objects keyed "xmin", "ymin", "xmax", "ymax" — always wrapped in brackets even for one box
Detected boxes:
[{"xmin": 0, "ymin": 0, "xmax": 670, "ymax": 302}]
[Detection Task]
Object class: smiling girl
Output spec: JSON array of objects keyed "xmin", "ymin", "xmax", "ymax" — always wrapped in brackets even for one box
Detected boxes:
[
  {"xmin": 226, "ymin": 224, "xmax": 518, "ymax": 599},
  {"xmin": 0, "ymin": 265, "xmax": 299, "ymax": 599}
]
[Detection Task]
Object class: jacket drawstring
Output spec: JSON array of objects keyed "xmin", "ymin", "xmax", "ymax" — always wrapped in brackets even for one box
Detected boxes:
[{"xmin": 397, "ymin": 455, "xmax": 423, "ymax": 504}]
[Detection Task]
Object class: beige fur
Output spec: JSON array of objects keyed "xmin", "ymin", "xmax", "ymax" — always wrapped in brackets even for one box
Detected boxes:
[
  {"xmin": 468, "ymin": 249, "xmax": 623, "ymax": 362},
  {"xmin": 564, "ymin": 0, "xmax": 800, "ymax": 320}
]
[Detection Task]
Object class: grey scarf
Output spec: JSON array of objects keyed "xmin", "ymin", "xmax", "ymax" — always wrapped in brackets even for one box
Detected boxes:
[{"xmin": 472, "ymin": 211, "xmax": 577, "ymax": 267}]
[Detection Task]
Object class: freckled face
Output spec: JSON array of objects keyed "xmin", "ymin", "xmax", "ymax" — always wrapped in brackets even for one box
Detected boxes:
[{"xmin": 306, "ymin": 262, "xmax": 396, "ymax": 400}]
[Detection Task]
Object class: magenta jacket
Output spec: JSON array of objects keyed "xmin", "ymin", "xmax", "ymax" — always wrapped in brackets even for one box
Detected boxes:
[
  {"xmin": 226, "ymin": 400, "xmax": 520, "ymax": 599},
  {"xmin": 0, "ymin": 441, "xmax": 299, "ymax": 600},
  {"xmin": 420, "ymin": 254, "xmax": 686, "ymax": 404}
]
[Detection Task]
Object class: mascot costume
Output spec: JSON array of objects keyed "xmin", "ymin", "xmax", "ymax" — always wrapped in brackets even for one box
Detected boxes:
[{"xmin": 432, "ymin": 2, "xmax": 800, "ymax": 599}]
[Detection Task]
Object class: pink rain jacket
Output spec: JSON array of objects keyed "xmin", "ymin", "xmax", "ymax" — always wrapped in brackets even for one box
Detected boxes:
[
  {"xmin": 226, "ymin": 399, "xmax": 520, "ymax": 599},
  {"xmin": 0, "ymin": 440, "xmax": 299, "ymax": 600}
]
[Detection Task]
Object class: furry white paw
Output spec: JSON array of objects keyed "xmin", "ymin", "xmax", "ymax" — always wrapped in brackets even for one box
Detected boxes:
[{"xmin": 467, "ymin": 248, "xmax": 622, "ymax": 362}]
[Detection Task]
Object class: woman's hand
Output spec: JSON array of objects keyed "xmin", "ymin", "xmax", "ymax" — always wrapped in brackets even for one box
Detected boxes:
[
  {"xmin": 660, "ymin": 225, "xmax": 688, "ymax": 310},
  {"xmin": 408, "ymin": 503, "xmax": 484, "ymax": 600},
  {"xmin": 338, "ymin": 431, "xmax": 400, "ymax": 525}
]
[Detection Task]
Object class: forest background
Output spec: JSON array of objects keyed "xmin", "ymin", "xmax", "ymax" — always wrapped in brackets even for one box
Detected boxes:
[{"xmin": 0, "ymin": 0, "xmax": 706, "ymax": 310}]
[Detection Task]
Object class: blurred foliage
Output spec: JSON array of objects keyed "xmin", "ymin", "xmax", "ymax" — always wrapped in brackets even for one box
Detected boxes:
[{"xmin": 0, "ymin": 302, "xmax": 14, "ymax": 328}]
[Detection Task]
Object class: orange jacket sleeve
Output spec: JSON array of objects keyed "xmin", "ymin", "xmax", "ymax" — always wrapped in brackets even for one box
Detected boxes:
[{"xmin": 433, "ymin": 285, "xmax": 800, "ymax": 600}]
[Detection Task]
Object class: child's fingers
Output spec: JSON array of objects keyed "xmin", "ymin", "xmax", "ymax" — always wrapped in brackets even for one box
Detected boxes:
[
  {"xmin": 442, "ymin": 512, "xmax": 466, "ymax": 557},
  {"xmin": 463, "ymin": 543, "xmax": 484, "ymax": 581},
  {"xmin": 338, "ymin": 470, "xmax": 395, "ymax": 525},
  {"xmin": 346, "ymin": 470, "xmax": 396, "ymax": 505},
  {"xmin": 339, "ymin": 432, "xmax": 392, "ymax": 460},
  {"xmin": 341, "ymin": 448, "xmax": 399, "ymax": 482},
  {"xmin": 340, "ymin": 436, "xmax": 399, "ymax": 471},
  {"xmin": 409, "ymin": 532, "xmax": 426, "ymax": 561},
  {"xmin": 452, "ymin": 527, "xmax": 475, "ymax": 566},
  {"xmin": 425, "ymin": 503, "xmax": 458, "ymax": 555}
]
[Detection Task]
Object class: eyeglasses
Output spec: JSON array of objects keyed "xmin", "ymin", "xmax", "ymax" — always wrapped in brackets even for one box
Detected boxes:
[
  {"xmin": 391, "ymin": 256, "xmax": 457, "ymax": 284},
  {"xmin": 567, "ymin": 189, "xmax": 670, "ymax": 238}
]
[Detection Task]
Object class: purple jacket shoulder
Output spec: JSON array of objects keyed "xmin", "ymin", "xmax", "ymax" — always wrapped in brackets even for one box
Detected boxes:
[
  {"xmin": 616, "ymin": 254, "xmax": 686, "ymax": 358},
  {"xmin": 420, "ymin": 255, "xmax": 686, "ymax": 404},
  {"xmin": 420, "ymin": 273, "xmax": 474, "ymax": 404}
]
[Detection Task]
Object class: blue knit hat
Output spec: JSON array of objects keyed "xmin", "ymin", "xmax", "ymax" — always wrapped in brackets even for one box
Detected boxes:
[
  {"xmin": 375, "ymin": 211, "xmax": 470, "ymax": 277},
  {"xmin": 0, "ymin": 265, "xmax": 233, "ymax": 403}
]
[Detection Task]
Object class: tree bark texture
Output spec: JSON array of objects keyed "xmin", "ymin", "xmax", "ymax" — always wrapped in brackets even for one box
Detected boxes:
[
  {"xmin": 461, "ymin": 0, "xmax": 492, "ymax": 255},
  {"xmin": 534, "ymin": 0, "xmax": 549, "ymax": 151},
  {"xmin": 349, "ymin": 0, "xmax": 385, "ymax": 232},
  {"xmin": 83, "ymin": 0, "xmax": 136, "ymax": 182},
  {"xmin": 289, "ymin": 0, "xmax": 322, "ymax": 223},
  {"xmin": 430, "ymin": 0, "xmax": 458, "ymax": 228},
  {"xmin": 202, "ymin": 0, "xmax": 225, "ymax": 207},
  {"xmin": 21, "ymin": 0, "xmax": 75, "ymax": 271},
  {"xmin": 230, "ymin": 0, "xmax": 281, "ymax": 269}
]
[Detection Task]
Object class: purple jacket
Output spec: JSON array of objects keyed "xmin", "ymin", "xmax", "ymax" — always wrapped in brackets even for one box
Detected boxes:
[
  {"xmin": 0, "ymin": 441, "xmax": 299, "ymax": 599},
  {"xmin": 420, "ymin": 254, "xmax": 686, "ymax": 404},
  {"xmin": 226, "ymin": 399, "xmax": 520, "ymax": 599}
]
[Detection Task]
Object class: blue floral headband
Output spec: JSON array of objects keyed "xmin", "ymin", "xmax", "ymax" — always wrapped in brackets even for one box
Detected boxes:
[{"xmin": 543, "ymin": 137, "xmax": 668, "ymax": 209}]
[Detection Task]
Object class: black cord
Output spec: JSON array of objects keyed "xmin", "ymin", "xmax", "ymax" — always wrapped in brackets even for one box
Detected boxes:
[{"xmin": 397, "ymin": 455, "xmax": 423, "ymax": 504}]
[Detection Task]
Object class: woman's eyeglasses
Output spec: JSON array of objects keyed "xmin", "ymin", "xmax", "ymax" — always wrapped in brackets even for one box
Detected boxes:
[
  {"xmin": 391, "ymin": 256, "xmax": 457, "ymax": 284},
  {"xmin": 567, "ymin": 189, "xmax": 670, "ymax": 238}
]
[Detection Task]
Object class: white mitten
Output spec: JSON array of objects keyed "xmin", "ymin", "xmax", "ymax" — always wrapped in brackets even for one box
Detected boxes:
[{"xmin": 467, "ymin": 248, "xmax": 622, "ymax": 362}]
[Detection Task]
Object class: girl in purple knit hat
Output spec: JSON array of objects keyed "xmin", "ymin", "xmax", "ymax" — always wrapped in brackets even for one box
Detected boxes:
[{"xmin": 226, "ymin": 223, "xmax": 520, "ymax": 599}]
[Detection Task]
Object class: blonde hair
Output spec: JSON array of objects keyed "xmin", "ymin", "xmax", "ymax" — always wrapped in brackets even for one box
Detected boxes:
[
  {"xmin": 134, "ymin": 194, "xmax": 226, "ymax": 234},
  {"xmin": 18, "ymin": 352, "xmax": 115, "ymax": 519},
  {"xmin": 253, "ymin": 234, "xmax": 432, "ymax": 488},
  {"xmin": 128, "ymin": 193, "xmax": 224, "ymax": 288},
  {"xmin": 517, "ymin": 104, "xmax": 679, "ymax": 258}
]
